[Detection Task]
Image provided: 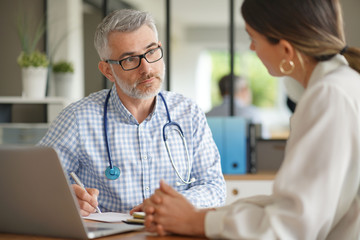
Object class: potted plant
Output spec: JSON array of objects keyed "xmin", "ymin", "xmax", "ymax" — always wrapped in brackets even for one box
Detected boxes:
[
  {"xmin": 52, "ymin": 60, "xmax": 74, "ymax": 98},
  {"xmin": 17, "ymin": 51, "xmax": 49, "ymax": 68},
  {"xmin": 17, "ymin": 15, "xmax": 49, "ymax": 98}
]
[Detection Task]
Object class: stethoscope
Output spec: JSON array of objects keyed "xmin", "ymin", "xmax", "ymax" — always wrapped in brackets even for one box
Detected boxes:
[{"xmin": 103, "ymin": 89, "xmax": 196, "ymax": 186}]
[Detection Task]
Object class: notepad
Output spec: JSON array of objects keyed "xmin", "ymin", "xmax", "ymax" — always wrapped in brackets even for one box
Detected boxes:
[
  {"xmin": 83, "ymin": 212, "xmax": 131, "ymax": 223},
  {"xmin": 83, "ymin": 212, "xmax": 145, "ymax": 225}
]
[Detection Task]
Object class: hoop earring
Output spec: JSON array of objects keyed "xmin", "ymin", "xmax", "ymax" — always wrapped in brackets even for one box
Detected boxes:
[{"xmin": 279, "ymin": 59, "xmax": 295, "ymax": 75}]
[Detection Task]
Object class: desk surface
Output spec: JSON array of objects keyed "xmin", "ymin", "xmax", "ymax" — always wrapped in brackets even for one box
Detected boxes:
[
  {"xmin": 224, "ymin": 171, "xmax": 276, "ymax": 181},
  {"xmin": 0, "ymin": 173, "xmax": 276, "ymax": 240},
  {"xmin": 0, "ymin": 231, "xmax": 208, "ymax": 240}
]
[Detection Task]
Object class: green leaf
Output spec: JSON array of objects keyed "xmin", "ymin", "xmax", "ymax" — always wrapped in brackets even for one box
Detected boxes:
[
  {"xmin": 52, "ymin": 61, "xmax": 74, "ymax": 73},
  {"xmin": 17, "ymin": 51, "xmax": 49, "ymax": 68}
]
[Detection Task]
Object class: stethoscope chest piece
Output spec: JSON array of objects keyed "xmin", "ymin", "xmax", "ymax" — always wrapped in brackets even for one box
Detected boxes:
[{"xmin": 105, "ymin": 166, "xmax": 121, "ymax": 180}]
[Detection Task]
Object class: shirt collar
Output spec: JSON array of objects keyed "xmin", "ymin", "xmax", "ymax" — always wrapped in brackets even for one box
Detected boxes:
[
  {"xmin": 149, "ymin": 93, "xmax": 161, "ymax": 120},
  {"xmin": 307, "ymin": 54, "xmax": 348, "ymax": 89},
  {"xmin": 109, "ymin": 84, "xmax": 160, "ymax": 123},
  {"xmin": 108, "ymin": 85, "xmax": 134, "ymax": 123}
]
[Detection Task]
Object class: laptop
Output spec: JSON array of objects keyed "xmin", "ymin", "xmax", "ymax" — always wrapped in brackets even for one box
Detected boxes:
[{"xmin": 0, "ymin": 146, "xmax": 143, "ymax": 239}]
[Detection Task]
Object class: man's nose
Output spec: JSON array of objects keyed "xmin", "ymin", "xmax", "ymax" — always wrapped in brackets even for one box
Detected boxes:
[{"xmin": 138, "ymin": 57, "xmax": 151, "ymax": 73}]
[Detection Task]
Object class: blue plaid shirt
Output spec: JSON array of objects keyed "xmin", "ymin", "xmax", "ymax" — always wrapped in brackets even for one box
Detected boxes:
[{"xmin": 38, "ymin": 85, "xmax": 226, "ymax": 212}]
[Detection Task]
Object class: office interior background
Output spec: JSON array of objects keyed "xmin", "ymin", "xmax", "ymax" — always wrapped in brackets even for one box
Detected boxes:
[{"xmin": 0, "ymin": 0, "xmax": 359, "ymax": 144}]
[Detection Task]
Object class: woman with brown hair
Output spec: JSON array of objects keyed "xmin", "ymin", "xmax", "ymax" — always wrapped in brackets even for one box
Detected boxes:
[{"xmin": 143, "ymin": 0, "xmax": 360, "ymax": 239}]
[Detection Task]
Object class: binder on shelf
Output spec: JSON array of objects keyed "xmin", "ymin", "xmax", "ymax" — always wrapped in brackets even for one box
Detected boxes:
[
  {"xmin": 247, "ymin": 123, "xmax": 257, "ymax": 173},
  {"xmin": 207, "ymin": 117, "xmax": 224, "ymax": 160},
  {"xmin": 207, "ymin": 117, "xmax": 247, "ymax": 174}
]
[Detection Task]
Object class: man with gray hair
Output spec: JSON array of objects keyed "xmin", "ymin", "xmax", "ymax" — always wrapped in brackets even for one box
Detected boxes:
[{"xmin": 38, "ymin": 9, "xmax": 225, "ymax": 215}]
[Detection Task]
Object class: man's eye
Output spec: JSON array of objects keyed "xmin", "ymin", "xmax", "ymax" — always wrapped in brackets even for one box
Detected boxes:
[
  {"xmin": 124, "ymin": 57, "xmax": 137, "ymax": 63},
  {"xmin": 147, "ymin": 49, "xmax": 156, "ymax": 55}
]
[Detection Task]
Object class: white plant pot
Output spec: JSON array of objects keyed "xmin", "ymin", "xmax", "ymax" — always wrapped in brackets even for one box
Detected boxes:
[
  {"xmin": 54, "ymin": 72, "xmax": 73, "ymax": 98},
  {"xmin": 22, "ymin": 67, "xmax": 48, "ymax": 98}
]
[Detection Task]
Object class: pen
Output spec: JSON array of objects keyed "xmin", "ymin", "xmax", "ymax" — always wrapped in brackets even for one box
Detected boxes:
[{"xmin": 70, "ymin": 172, "xmax": 102, "ymax": 213}]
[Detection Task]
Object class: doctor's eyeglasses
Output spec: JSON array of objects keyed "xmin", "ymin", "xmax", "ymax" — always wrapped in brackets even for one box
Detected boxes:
[{"xmin": 106, "ymin": 46, "xmax": 163, "ymax": 71}]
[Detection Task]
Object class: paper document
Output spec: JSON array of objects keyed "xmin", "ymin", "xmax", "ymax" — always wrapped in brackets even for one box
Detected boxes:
[{"xmin": 83, "ymin": 212, "xmax": 132, "ymax": 223}]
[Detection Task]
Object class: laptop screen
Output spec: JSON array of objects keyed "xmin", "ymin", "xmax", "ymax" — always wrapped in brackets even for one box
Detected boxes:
[{"xmin": 0, "ymin": 146, "xmax": 143, "ymax": 239}]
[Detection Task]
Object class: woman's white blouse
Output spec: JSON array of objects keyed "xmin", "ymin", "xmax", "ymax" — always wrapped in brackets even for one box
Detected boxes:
[{"xmin": 205, "ymin": 55, "xmax": 360, "ymax": 239}]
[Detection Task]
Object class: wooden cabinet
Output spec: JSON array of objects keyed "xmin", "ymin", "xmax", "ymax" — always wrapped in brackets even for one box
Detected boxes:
[{"xmin": 224, "ymin": 172, "xmax": 276, "ymax": 204}]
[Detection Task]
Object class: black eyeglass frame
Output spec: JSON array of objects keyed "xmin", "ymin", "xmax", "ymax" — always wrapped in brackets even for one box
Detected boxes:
[{"xmin": 105, "ymin": 46, "xmax": 163, "ymax": 71}]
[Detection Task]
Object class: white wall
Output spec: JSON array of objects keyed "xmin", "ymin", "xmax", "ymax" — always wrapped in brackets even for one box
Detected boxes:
[
  {"xmin": 47, "ymin": 0, "xmax": 84, "ymax": 101},
  {"xmin": 342, "ymin": 0, "xmax": 360, "ymax": 46}
]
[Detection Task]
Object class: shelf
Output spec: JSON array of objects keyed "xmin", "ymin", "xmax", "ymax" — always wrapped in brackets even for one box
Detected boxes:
[
  {"xmin": 0, "ymin": 123, "xmax": 49, "ymax": 128},
  {"xmin": 0, "ymin": 123, "xmax": 49, "ymax": 145},
  {"xmin": 0, "ymin": 96, "xmax": 68, "ymax": 104},
  {"xmin": 0, "ymin": 96, "xmax": 69, "ymax": 123},
  {"xmin": 0, "ymin": 97, "xmax": 69, "ymax": 145}
]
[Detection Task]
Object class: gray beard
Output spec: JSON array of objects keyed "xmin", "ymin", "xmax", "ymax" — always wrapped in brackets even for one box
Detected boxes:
[
  {"xmin": 115, "ymin": 75, "xmax": 162, "ymax": 99},
  {"xmin": 111, "ymin": 65, "xmax": 165, "ymax": 99}
]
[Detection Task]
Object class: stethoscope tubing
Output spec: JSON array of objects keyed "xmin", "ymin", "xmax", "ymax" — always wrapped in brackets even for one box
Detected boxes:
[
  {"xmin": 104, "ymin": 91, "xmax": 113, "ymax": 169},
  {"xmin": 104, "ymin": 89, "xmax": 194, "ymax": 184},
  {"xmin": 159, "ymin": 93, "xmax": 194, "ymax": 185}
]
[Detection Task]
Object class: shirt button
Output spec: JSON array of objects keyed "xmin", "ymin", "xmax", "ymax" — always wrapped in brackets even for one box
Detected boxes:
[
  {"xmin": 145, "ymin": 186, "xmax": 150, "ymax": 191},
  {"xmin": 143, "ymin": 155, "xmax": 147, "ymax": 160}
]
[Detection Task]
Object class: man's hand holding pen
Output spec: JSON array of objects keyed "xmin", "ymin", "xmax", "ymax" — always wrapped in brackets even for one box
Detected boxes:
[
  {"xmin": 71, "ymin": 184, "xmax": 101, "ymax": 216},
  {"xmin": 70, "ymin": 172, "xmax": 101, "ymax": 216}
]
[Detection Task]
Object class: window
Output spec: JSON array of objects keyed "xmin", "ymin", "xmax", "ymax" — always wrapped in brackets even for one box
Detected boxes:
[{"xmin": 208, "ymin": 50, "xmax": 278, "ymax": 108}]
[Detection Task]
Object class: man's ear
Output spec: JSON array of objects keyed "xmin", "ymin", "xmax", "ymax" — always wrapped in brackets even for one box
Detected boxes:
[
  {"xmin": 279, "ymin": 39, "xmax": 295, "ymax": 61},
  {"xmin": 98, "ymin": 61, "xmax": 115, "ymax": 83}
]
